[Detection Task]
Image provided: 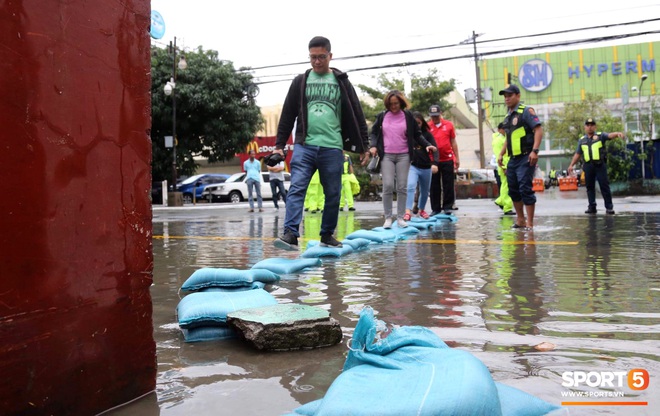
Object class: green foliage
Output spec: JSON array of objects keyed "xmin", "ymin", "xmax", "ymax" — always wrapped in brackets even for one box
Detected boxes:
[
  {"xmin": 356, "ymin": 69, "xmax": 455, "ymax": 123},
  {"xmin": 151, "ymin": 46, "xmax": 263, "ymax": 181},
  {"xmin": 606, "ymin": 139, "xmax": 634, "ymax": 182}
]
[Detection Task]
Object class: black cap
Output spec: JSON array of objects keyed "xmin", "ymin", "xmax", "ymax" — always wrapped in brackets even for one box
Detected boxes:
[
  {"xmin": 497, "ymin": 122, "xmax": 505, "ymax": 129},
  {"xmin": 585, "ymin": 118, "xmax": 596, "ymax": 125},
  {"xmin": 428, "ymin": 105, "xmax": 441, "ymax": 116},
  {"xmin": 498, "ymin": 84, "xmax": 521, "ymax": 95}
]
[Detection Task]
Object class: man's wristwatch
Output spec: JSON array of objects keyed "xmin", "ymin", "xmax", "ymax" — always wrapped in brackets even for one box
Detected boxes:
[{"xmin": 532, "ymin": 148, "xmax": 540, "ymax": 154}]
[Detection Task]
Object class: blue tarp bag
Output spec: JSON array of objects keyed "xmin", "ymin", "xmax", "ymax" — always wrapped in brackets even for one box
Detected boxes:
[
  {"xmin": 176, "ymin": 289, "xmax": 277, "ymax": 329},
  {"xmin": 288, "ymin": 307, "xmax": 560, "ymax": 416},
  {"xmin": 251, "ymin": 257, "xmax": 322, "ymax": 275},
  {"xmin": 181, "ymin": 268, "xmax": 279, "ymax": 291}
]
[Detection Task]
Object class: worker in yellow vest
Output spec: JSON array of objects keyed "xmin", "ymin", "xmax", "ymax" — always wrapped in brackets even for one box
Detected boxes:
[
  {"xmin": 339, "ymin": 153, "xmax": 356, "ymax": 211},
  {"xmin": 497, "ymin": 84, "xmax": 543, "ymax": 230},
  {"xmin": 492, "ymin": 123, "xmax": 514, "ymax": 215},
  {"xmin": 567, "ymin": 118, "xmax": 624, "ymax": 215}
]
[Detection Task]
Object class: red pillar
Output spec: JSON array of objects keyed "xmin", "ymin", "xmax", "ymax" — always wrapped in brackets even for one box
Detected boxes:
[{"xmin": 0, "ymin": 1, "xmax": 156, "ymax": 414}]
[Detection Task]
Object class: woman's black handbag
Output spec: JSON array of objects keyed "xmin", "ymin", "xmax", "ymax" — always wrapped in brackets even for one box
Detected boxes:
[{"xmin": 367, "ymin": 154, "xmax": 381, "ymax": 174}]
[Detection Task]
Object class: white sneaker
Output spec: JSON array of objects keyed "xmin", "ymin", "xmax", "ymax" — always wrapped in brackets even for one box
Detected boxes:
[
  {"xmin": 397, "ymin": 219, "xmax": 408, "ymax": 228},
  {"xmin": 383, "ymin": 218, "xmax": 392, "ymax": 229}
]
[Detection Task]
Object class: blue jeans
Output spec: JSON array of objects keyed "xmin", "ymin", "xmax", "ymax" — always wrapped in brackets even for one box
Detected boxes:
[
  {"xmin": 406, "ymin": 165, "xmax": 432, "ymax": 211},
  {"xmin": 506, "ymin": 154, "xmax": 536, "ymax": 206},
  {"xmin": 284, "ymin": 144, "xmax": 343, "ymax": 237},
  {"xmin": 270, "ymin": 179, "xmax": 287, "ymax": 208},
  {"xmin": 246, "ymin": 178, "xmax": 262, "ymax": 209}
]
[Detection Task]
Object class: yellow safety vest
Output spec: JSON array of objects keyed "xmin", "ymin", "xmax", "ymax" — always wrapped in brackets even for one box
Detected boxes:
[
  {"xmin": 504, "ymin": 104, "xmax": 534, "ymax": 156},
  {"xmin": 580, "ymin": 132, "xmax": 603, "ymax": 162}
]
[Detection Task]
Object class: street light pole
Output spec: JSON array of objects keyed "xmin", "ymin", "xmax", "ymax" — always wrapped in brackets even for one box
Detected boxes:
[
  {"xmin": 637, "ymin": 73, "xmax": 648, "ymax": 180},
  {"xmin": 471, "ymin": 31, "xmax": 486, "ymax": 169},
  {"xmin": 163, "ymin": 37, "xmax": 187, "ymax": 192}
]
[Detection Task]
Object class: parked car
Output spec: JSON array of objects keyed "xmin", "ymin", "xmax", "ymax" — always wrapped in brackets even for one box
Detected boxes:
[
  {"xmin": 177, "ymin": 173, "xmax": 230, "ymax": 204},
  {"xmin": 202, "ymin": 172, "xmax": 291, "ymax": 203}
]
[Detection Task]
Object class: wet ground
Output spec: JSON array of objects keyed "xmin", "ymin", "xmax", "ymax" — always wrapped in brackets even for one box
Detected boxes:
[{"xmin": 108, "ymin": 188, "xmax": 659, "ymax": 416}]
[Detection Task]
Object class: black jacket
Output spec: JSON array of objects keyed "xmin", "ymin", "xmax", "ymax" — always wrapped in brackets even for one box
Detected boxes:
[
  {"xmin": 275, "ymin": 68, "xmax": 369, "ymax": 154},
  {"xmin": 411, "ymin": 131, "xmax": 439, "ymax": 169},
  {"xmin": 369, "ymin": 110, "xmax": 435, "ymax": 160}
]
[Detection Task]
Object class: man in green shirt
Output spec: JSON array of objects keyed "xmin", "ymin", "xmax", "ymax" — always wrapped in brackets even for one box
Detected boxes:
[{"xmin": 272, "ymin": 36, "xmax": 370, "ymax": 250}]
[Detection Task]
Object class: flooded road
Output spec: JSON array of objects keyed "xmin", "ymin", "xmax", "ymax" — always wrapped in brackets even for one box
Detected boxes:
[{"xmin": 110, "ymin": 193, "xmax": 659, "ymax": 416}]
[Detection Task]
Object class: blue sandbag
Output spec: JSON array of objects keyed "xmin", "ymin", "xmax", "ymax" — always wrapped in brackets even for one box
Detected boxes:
[
  {"xmin": 345, "ymin": 229, "xmax": 396, "ymax": 243},
  {"xmin": 430, "ymin": 212, "xmax": 459, "ymax": 222},
  {"xmin": 251, "ymin": 257, "xmax": 322, "ymax": 275},
  {"xmin": 177, "ymin": 289, "xmax": 277, "ymax": 329},
  {"xmin": 181, "ymin": 325, "xmax": 236, "ymax": 342},
  {"xmin": 288, "ymin": 307, "xmax": 560, "ymax": 416},
  {"xmin": 407, "ymin": 220, "xmax": 436, "ymax": 230},
  {"xmin": 181, "ymin": 268, "xmax": 280, "ymax": 291},
  {"xmin": 341, "ymin": 238, "xmax": 371, "ymax": 250},
  {"xmin": 300, "ymin": 244, "xmax": 354, "ymax": 258},
  {"xmin": 372, "ymin": 225, "xmax": 420, "ymax": 238},
  {"xmin": 200, "ymin": 282, "xmax": 266, "ymax": 291}
]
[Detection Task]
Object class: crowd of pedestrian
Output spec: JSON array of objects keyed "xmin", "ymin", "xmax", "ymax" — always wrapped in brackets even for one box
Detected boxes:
[{"xmin": 234, "ymin": 35, "xmax": 627, "ymax": 247}]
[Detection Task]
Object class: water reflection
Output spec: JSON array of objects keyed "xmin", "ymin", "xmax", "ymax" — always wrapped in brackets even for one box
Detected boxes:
[{"xmin": 114, "ymin": 211, "xmax": 660, "ymax": 416}]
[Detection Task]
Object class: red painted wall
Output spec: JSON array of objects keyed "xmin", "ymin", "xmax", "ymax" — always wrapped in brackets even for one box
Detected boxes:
[{"xmin": 0, "ymin": 1, "xmax": 156, "ymax": 414}]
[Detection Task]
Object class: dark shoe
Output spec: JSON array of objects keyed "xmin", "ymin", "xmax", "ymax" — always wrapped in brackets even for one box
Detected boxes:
[
  {"xmin": 274, "ymin": 232, "xmax": 298, "ymax": 250},
  {"xmin": 248, "ymin": 209, "xmax": 254, "ymax": 212},
  {"xmin": 348, "ymin": 207, "xmax": 356, "ymax": 211},
  {"xmin": 430, "ymin": 211, "xmax": 441, "ymax": 217},
  {"xmin": 304, "ymin": 208, "xmax": 309, "ymax": 212},
  {"xmin": 320, "ymin": 234, "xmax": 342, "ymax": 248},
  {"xmin": 310, "ymin": 209, "xmax": 318, "ymax": 214},
  {"xmin": 452, "ymin": 204, "xmax": 459, "ymax": 210},
  {"xmin": 504, "ymin": 210, "xmax": 516, "ymax": 216},
  {"xmin": 495, "ymin": 201, "xmax": 504, "ymax": 209},
  {"xmin": 259, "ymin": 209, "xmax": 263, "ymax": 212},
  {"xmin": 606, "ymin": 209, "xmax": 615, "ymax": 215},
  {"xmin": 444, "ymin": 210, "xmax": 453, "ymax": 215},
  {"xmin": 585, "ymin": 208, "xmax": 597, "ymax": 214},
  {"xmin": 511, "ymin": 223, "xmax": 526, "ymax": 229}
]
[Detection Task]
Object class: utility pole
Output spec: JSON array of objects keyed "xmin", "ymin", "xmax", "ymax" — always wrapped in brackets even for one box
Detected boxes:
[{"xmin": 471, "ymin": 31, "xmax": 486, "ymax": 169}]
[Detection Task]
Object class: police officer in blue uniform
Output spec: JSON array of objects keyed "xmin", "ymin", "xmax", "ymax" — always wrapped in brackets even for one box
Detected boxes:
[
  {"xmin": 496, "ymin": 84, "xmax": 543, "ymax": 230},
  {"xmin": 567, "ymin": 118, "xmax": 624, "ymax": 215}
]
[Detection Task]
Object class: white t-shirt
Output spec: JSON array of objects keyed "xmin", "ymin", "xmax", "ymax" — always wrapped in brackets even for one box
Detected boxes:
[{"xmin": 269, "ymin": 161, "xmax": 285, "ymax": 181}]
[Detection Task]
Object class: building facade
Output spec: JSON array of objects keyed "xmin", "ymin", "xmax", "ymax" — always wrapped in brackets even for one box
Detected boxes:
[{"xmin": 480, "ymin": 41, "xmax": 657, "ymax": 172}]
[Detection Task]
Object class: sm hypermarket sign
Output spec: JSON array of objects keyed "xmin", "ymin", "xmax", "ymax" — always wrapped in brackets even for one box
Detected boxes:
[{"xmin": 518, "ymin": 57, "xmax": 656, "ymax": 93}]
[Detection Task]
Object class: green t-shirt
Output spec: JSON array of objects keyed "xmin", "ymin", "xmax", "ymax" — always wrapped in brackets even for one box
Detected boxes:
[{"xmin": 305, "ymin": 71, "xmax": 342, "ymax": 149}]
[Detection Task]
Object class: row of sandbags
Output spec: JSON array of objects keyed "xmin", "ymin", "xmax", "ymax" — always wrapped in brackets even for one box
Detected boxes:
[{"xmin": 175, "ymin": 213, "xmax": 458, "ymax": 342}]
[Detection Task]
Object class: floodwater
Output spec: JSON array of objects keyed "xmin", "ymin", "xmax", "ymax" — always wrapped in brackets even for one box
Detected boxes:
[{"xmin": 110, "ymin": 196, "xmax": 660, "ymax": 416}]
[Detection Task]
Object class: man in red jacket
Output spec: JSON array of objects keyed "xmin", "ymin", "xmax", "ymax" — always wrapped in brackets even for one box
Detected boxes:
[{"xmin": 427, "ymin": 104, "xmax": 459, "ymax": 215}]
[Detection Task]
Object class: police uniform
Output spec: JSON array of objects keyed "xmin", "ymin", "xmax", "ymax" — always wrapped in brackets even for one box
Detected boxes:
[
  {"xmin": 501, "ymin": 103, "xmax": 542, "ymax": 206},
  {"xmin": 575, "ymin": 122, "xmax": 614, "ymax": 212}
]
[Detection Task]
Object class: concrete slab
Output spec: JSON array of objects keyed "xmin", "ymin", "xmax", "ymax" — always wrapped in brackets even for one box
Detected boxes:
[{"xmin": 227, "ymin": 304, "xmax": 343, "ymax": 351}]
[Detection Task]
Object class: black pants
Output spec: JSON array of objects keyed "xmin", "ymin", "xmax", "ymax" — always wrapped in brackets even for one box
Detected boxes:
[
  {"xmin": 583, "ymin": 162, "xmax": 612, "ymax": 210},
  {"xmin": 430, "ymin": 161, "xmax": 455, "ymax": 212}
]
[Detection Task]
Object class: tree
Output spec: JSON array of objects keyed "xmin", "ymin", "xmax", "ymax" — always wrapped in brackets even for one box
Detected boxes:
[
  {"xmin": 546, "ymin": 93, "xmax": 634, "ymax": 181},
  {"xmin": 151, "ymin": 46, "xmax": 263, "ymax": 181},
  {"xmin": 356, "ymin": 69, "xmax": 455, "ymax": 122}
]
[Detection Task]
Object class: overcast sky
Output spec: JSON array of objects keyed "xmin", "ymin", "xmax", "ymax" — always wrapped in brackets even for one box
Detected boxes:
[{"xmin": 150, "ymin": 1, "xmax": 660, "ymax": 107}]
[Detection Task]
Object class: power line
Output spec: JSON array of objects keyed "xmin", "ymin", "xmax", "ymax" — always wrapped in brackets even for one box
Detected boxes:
[
  {"xmin": 252, "ymin": 29, "xmax": 660, "ymax": 86},
  {"xmin": 245, "ymin": 18, "xmax": 660, "ymax": 72}
]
